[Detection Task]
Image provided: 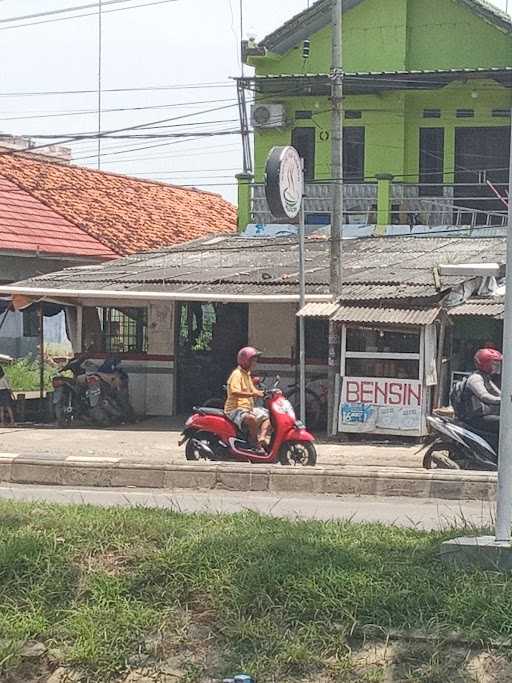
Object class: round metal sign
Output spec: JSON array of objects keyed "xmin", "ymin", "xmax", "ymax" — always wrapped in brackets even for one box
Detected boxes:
[{"xmin": 264, "ymin": 146, "xmax": 304, "ymax": 220}]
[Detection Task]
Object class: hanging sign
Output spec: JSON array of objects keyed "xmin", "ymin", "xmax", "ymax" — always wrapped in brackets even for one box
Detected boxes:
[{"xmin": 264, "ymin": 146, "xmax": 304, "ymax": 220}]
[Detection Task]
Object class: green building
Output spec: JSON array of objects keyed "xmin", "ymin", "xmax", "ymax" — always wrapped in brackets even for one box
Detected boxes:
[{"xmin": 236, "ymin": 0, "xmax": 511, "ymax": 231}]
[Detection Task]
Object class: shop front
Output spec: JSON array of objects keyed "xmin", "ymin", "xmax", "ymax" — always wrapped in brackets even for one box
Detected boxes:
[{"xmin": 333, "ymin": 307, "xmax": 446, "ymax": 438}]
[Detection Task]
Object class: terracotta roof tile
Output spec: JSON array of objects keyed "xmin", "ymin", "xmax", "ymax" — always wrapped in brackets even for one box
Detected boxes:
[
  {"xmin": 0, "ymin": 155, "xmax": 237, "ymax": 256},
  {"xmin": 0, "ymin": 175, "xmax": 115, "ymax": 259}
]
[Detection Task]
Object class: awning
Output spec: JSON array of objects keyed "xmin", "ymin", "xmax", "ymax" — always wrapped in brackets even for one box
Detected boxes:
[
  {"xmin": 331, "ymin": 306, "xmax": 443, "ymax": 326},
  {"xmin": 297, "ymin": 302, "xmax": 444, "ymax": 326},
  {"xmin": 296, "ymin": 302, "xmax": 338, "ymax": 318},
  {"xmin": 449, "ymin": 300, "xmax": 504, "ymax": 319}
]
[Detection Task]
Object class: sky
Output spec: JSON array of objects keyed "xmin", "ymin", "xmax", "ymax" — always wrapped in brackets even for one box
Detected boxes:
[{"xmin": 0, "ymin": 0, "xmax": 509, "ymax": 205}]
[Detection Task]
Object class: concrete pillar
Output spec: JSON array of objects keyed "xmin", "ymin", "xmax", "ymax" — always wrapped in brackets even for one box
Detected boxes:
[
  {"xmin": 375, "ymin": 173, "xmax": 394, "ymax": 236},
  {"xmin": 236, "ymin": 173, "xmax": 253, "ymax": 233}
]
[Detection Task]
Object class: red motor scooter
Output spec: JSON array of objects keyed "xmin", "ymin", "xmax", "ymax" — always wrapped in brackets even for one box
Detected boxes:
[{"xmin": 179, "ymin": 378, "xmax": 317, "ymax": 466}]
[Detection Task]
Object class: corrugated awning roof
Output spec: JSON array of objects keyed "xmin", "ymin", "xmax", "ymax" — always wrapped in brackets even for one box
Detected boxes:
[
  {"xmin": 449, "ymin": 299, "xmax": 505, "ymax": 318},
  {"xmin": 331, "ymin": 306, "xmax": 443, "ymax": 326},
  {"xmin": 297, "ymin": 302, "xmax": 338, "ymax": 318},
  {"xmin": 298, "ymin": 302, "xmax": 444, "ymax": 326}
]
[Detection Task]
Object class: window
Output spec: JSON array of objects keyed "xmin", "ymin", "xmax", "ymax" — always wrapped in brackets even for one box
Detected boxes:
[
  {"xmin": 492, "ymin": 109, "xmax": 511, "ymax": 118},
  {"xmin": 23, "ymin": 308, "xmax": 39, "ymax": 337},
  {"xmin": 423, "ymin": 109, "xmax": 441, "ymax": 119},
  {"xmin": 295, "ymin": 110, "xmax": 312, "ymax": 120},
  {"xmin": 419, "ymin": 127, "xmax": 444, "ymax": 197},
  {"xmin": 83, "ymin": 307, "xmax": 148, "ymax": 353},
  {"xmin": 291, "ymin": 127, "xmax": 315, "ymax": 181},
  {"xmin": 456, "ymin": 109, "xmax": 475, "ymax": 118},
  {"xmin": 343, "ymin": 127, "xmax": 365, "ymax": 182},
  {"xmin": 345, "ymin": 358, "xmax": 419, "ymax": 380},
  {"xmin": 346, "ymin": 326, "xmax": 420, "ymax": 354},
  {"xmin": 343, "ymin": 325, "xmax": 421, "ymax": 380}
]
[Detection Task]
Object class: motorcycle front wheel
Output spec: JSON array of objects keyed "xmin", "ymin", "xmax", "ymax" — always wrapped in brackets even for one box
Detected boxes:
[
  {"xmin": 279, "ymin": 441, "xmax": 317, "ymax": 467},
  {"xmin": 422, "ymin": 443, "xmax": 461, "ymax": 470}
]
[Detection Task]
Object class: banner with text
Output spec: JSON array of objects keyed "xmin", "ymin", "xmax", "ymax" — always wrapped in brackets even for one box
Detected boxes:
[{"xmin": 339, "ymin": 377, "xmax": 422, "ymax": 433}]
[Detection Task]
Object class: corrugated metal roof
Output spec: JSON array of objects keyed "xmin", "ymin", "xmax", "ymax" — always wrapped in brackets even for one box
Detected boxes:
[
  {"xmin": 449, "ymin": 299, "xmax": 505, "ymax": 318},
  {"xmin": 331, "ymin": 306, "xmax": 443, "ymax": 326},
  {"xmin": 297, "ymin": 302, "xmax": 338, "ymax": 318},
  {"xmin": 7, "ymin": 234, "xmax": 507, "ymax": 302}
]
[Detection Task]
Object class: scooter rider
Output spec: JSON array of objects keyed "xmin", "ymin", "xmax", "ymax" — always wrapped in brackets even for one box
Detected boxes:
[
  {"xmin": 224, "ymin": 347, "xmax": 270, "ymax": 451},
  {"xmin": 464, "ymin": 348, "xmax": 503, "ymax": 435}
]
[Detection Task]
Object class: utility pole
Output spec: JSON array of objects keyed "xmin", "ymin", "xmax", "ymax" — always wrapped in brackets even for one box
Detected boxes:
[
  {"xmin": 494, "ymin": 117, "xmax": 512, "ymax": 542},
  {"xmin": 327, "ymin": 0, "xmax": 344, "ymax": 434},
  {"xmin": 330, "ymin": 0, "xmax": 343, "ymax": 296},
  {"xmin": 97, "ymin": 0, "xmax": 103, "ymax": 170}
]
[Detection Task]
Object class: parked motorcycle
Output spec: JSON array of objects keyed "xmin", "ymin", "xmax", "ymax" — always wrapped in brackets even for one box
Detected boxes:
[
  {"xmin": 52, "ymin": 358, "xmax": 111, "ymax": 427},
  {"xmin": 420, "ymin": 414, "xmax": 498, "ymax": 471},
  {"xmin": 52, "ymin": 356, "xmax": 129, "ymax": 427},
  {"xmin": 96, "ymin": 356, "xmax": 136, "ymax": 423},
  {"xmin": 180, "ymin": 377, "xmax": 317, "ymax": 466}
]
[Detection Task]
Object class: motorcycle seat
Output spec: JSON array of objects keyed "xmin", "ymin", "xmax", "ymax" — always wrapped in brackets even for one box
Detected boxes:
[{"xmin": 193, "ymin": 406, "xmax": 227, "ymax": 418}]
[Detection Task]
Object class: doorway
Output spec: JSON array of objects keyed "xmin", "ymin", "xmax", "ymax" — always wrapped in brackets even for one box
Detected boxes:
[
  {"xmin": 175, "ymin": 302, "xmax": 248, "ymax": 413},
  {"xmin": 454, "ymin": 126, "xmax": 510, "ymax": 222}
]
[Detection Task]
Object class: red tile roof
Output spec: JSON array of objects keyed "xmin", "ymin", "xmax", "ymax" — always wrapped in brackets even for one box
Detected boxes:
[
  {"xmin": 0, "ymin": 154, "xmax": 237, "ymax": 257},
  {"xmin": 0, "ymin": 175, "xmax": 116, "ymax": 259}
]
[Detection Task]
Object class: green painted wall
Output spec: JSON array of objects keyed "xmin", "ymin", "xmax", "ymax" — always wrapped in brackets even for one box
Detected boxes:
[
  {"xmin": 249, "ymin": 0, "xmax": 512, "ymax": 185},
  {"xmin": 407, "ymin": 0, "xmax": 511, "ymax": 70}
]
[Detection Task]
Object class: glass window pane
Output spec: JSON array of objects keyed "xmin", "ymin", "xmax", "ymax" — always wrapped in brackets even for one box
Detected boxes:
[
  {"xmin": 345, "ymin": 358, "xmax": 419, "ymax": 380},
  {"xmin": 346, "ymin": 326, "xmax": 420, "ymax": 354}
]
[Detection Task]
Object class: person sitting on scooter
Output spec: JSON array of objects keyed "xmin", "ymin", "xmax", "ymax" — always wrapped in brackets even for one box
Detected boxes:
[
  {"xmin": 465, "ymin": 348, "xmax": 503, "ymax": 435},
  {"xmin": 224, "ymin": 347, "xmax": 270, "ymax": 451}
]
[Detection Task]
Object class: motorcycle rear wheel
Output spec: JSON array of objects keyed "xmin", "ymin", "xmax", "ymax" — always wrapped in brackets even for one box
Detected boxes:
[
  {"xmin": 422, "ymin": 444, "xmax": 461, "ymax": 470},
  {"xmin": 279, "ymin": 441, "xmax": 317, "ymax": 467},
  {"xmin": 185, "ymin": 432, "xmax": 215, "ymax": 461}
]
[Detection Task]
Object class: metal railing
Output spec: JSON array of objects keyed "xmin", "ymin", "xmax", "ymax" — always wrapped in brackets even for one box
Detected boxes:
[{"xmin": 250, "ymin": 181, "xmax": 508, "ymax": 229}]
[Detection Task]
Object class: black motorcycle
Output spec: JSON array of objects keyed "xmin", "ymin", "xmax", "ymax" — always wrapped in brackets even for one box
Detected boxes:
[
  {"xmin": 52, "ymin": 358, "xmax": 116, "ymax": 427},
  {"xmin": 420, "ymin": 414, "xmax": 498, "ymax": 471}
]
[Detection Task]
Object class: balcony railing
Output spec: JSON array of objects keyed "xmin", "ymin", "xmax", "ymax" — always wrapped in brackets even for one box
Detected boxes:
[{"xmin": 250, "ymin": 182, "xmax": 508, "ymax": 229}]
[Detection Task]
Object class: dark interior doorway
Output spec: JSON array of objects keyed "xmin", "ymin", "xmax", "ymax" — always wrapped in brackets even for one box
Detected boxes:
[
  {"xmin": 454, "ymin": 126, "xmax": 510, "ymax": 223},
  {"xmin": 175, "ymin": 302, "xmax": 248, "ymax": 413}
]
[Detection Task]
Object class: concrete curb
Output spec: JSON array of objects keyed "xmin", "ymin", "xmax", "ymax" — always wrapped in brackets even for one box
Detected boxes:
[{"xmin": 0, "ymin": 456, "xmax": 498, "ymax": 500}]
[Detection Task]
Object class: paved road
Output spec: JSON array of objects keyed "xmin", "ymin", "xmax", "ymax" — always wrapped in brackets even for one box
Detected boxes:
[
  {"xmin": 0, "ymin": 418, "xmax": 421, "ymax": 469},
  {"xmin": 0, "ymin": 484, "xmax": 495, "ymax": 530}
]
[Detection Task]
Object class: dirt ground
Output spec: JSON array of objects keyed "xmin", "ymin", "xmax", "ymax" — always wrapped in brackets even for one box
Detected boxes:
[{"xmin": 0, "ymin": 417, "xmax": 422, "ymax": 468}]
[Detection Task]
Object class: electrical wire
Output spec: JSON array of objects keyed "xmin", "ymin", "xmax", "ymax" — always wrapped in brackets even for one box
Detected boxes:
[
  {"xmin": 0, "ymin": 0, "xmax": 178, "ymax": 31},
  {"xmin": 0, "ymin": 98, "xmax": 238, "ymax": 122},
  {"xmin": 0, "ymin": 0, "xmax": 149, "ymax": 24},
  {"xmin": 0, "ymin": 82, "xmax": 233, "ymax": 98}
]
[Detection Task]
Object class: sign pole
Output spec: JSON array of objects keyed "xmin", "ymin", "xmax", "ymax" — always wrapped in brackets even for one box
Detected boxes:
[
  {"xmin": 299, "ymin": 199, "xmax": 306, "ymax": 422},
  {"xmin": 264, "ymin": 146, "xmax": 306, "ymax": 422},
  {"xmin": 495, "ymin": 119, "xmax": 512, "ymax": 543}
]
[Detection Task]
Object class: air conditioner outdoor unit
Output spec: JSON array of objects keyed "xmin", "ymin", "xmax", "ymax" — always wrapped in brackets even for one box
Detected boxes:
[{"xmin": 251, "ymin": 103, "xmax": 287, "ymax": 129}]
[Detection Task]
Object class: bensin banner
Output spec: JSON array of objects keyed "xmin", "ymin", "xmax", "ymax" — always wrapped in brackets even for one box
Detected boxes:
[{"xmin": 339, "ymin": 377, "xmax": 422, "ymax": 433}]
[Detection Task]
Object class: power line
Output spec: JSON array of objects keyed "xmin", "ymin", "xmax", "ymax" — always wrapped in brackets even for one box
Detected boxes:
[
  {"xmin": 0, "ymin": 82, "xmax": 233, "ymax": 98},
  {"xmin": 0, "ymin": 98, "xmax": 237, "ymax": 122},
  {"xmin": 0, "ymin": 0, "xmax": 178, "ymax": 31},
  {"xmin": 0, "ymin": 0, "xmax": 144, "ymax": 24}
]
